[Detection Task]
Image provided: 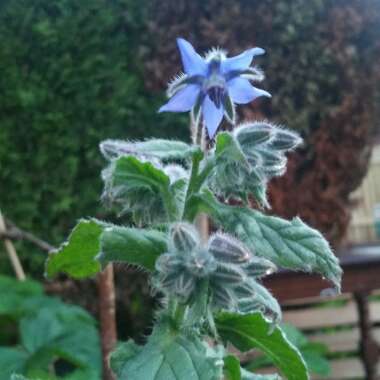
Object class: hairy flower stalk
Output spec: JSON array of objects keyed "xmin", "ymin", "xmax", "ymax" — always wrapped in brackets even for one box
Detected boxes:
[{"xmin": 159, "ymin": 38, "xmax": 271, "ymax": 138}]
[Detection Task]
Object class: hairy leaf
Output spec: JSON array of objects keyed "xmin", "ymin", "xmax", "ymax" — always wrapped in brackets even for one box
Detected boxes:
[
  {"xmin": 235, "ymin": 280, "xmax": 282, "ymax": 323},
  {"xmin": 102, "ymin": 155, "xmax": 182, "ymax": 222},
  {"xmin": 98, "ymin": 226, "xmax": 167, "ymax": 271},
  {"xmin": 116, "ymin": 322, "xmax": 223, "ymax": 380},
  {"xmin": 187, "ymin": 191, "xmax": 342, "ymax": 290},
  {"xmin": 216, "ymin": 313, "xmax": 308, "ymax": 380},
  {"xmin": 100, "ymin": 139, "xmax": 199, "ymax": 161},
  {"xmin": 229, "ymin": 209, "xmax": 342, "ymax": 291},
  {"xmin": 110, "ymin": 341, "xmax": 142, "ymax": 377},
  {"xmin": 45, "ymin": 219, "xmax": 104, "ymax": 279}
]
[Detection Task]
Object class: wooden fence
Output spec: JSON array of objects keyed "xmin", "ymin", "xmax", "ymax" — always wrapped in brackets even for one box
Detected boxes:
[
  {"xmin": 347, "ymin": 144, "xmax": 380, "ymax": 244},
  {"xmin": 263, "ymin": 244, "xmax": 380, "ymax": 380}
]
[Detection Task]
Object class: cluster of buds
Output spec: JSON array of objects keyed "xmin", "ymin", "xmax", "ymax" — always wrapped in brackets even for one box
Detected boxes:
[
  {"xmin": 153, "ymin": 223, "xmax": 277, "ymax": 317},
  {"xmin": 211, "ymin": 122, "xmax": 302, "ymax": 207}
]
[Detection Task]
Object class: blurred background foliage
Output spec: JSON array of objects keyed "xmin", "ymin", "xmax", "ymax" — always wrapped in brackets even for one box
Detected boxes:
[{"xmin": 0, "ymin": 0, "xmax": 379, "ymax": 339}]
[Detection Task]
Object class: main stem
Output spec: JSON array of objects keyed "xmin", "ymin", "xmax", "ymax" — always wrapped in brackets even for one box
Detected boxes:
[{"xmin": 193, "ymin": 121, "xmax": 209, "ymax": 243}]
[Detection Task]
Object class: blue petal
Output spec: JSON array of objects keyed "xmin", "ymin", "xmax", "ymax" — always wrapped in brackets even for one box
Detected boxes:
[
  {"xmin": 177, "ymin": 38, "xmax": 207, "ymax": 76},
  {"xmin": 202, "ymin": 96, "xmax": 224, "ymax": 138},
  {"xmin": 227, "ymin": 78, "xmax": 271, "ymax": 104},
  {"xmin": 159, "ymin": 84, "xmax": 200, "ymax": 113},
  {"xmin": 221, "ymin": 47, "xmax": 265, "ymax": 74}
]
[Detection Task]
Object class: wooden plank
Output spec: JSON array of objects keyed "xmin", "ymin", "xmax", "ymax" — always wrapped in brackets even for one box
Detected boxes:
[
  {"xmin": 257, "ymin": 358, "xmax": 365, "ymax": 380},
  {"xmin": 264, "ymin": 248, "xmax": 380, "ymax": 303},
  {"xmin": 313, "ymin": 358, "xmax": 364, "ymax": 380},
  {"xmin": 308, "ymin": 329, "xmax": 360, "ymax": 353},
  {"xmin": 283, "ymin": 301, "xmax": 380, "ymax": 330},
  {"xmin": 283, "ymin": 302, "xmax": 359, "ymax": 329}
]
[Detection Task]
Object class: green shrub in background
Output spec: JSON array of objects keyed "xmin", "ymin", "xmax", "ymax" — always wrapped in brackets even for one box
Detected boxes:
[
  {"xmin": 0, "ymin": 275, "xmax": 101, "ymax": 379},
  {"xmin": 0, "ymin": 0, "xmax": 188, "ymax": 275},
  {"xmin": 0, "ymin": 0, "xmax": 379, "ymax": 275}
]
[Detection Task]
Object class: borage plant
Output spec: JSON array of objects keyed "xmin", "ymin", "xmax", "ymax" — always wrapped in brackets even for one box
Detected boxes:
[{"xmin": 46, "ymin": 38, "xmax": 342, "ymax": 380}]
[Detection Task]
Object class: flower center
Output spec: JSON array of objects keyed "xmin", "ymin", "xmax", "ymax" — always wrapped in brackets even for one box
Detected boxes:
[{"xmin": 204, "ymin": 59, "xmax": 227, "ymax": 108}]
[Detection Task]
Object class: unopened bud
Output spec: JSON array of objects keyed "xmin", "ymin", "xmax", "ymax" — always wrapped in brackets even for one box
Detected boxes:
[
  {"xmin": 211, "ymin": 264, "xmax": 245, "ymax": 286},
  {"xmin": 235, "ymin": 122, "xmax": 273, "ymax": 147},
  {"xmin": 270, "ymin": 129, "xmax": 303, "ymax": 151},
  {"xmin": 208, "ymin": 233, "xmax": 252, "ymax": 264},
  {"xmin": 243, "ymin": 257, "xmax": 277, "ymax": 279},
  {"xmin": 169, "ymin": 223, "xmax": 200, "ymax": 253},
  {"xmin": 211, "ymin": 284, "xmax": 236, "ymax": 310}
]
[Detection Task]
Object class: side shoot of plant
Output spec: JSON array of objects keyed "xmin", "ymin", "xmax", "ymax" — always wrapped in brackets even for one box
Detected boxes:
[{"xmin": 46, "ymin": 38, "xmax": 342, "ymax": 380}]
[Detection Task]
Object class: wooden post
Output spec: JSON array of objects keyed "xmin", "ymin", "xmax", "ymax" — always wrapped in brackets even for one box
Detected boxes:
[
  {"xmin": 0, "ymin": 210, "xmax": 26, "ymax": 280},
  {"xmin": 354, "ymin": 292, "xmax": 380, "ymax": 380},
  {"xmin": 98, "ymin": 264, "xmax": 117, "ymax": 380}
]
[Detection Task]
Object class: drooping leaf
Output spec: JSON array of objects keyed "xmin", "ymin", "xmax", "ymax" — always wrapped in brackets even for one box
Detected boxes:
[
  {"xmin": 100, "ymin": 139, "xmax": 199, "ymax": 161},
  {"xmin": 229, "ymin": 209, "xmax": 342, "ymax": 291},
  {"xmin": 45, "ymin": 219, "xmax": 104, "ymax": 279},
  {"xmin": 102, "ymin": 155, "xmax": 183, "ymax": 223},
  {"xmin": 216, "ymin": 312, "xmax": 308, "ymax": 380},
  {"xmin": 187, "ymin": 191, "xmax": 342, "ymax": 290},
  {"xmin": 98, "ymin": 226, "xmax": 167, "ymax": 271},
  {"xmin": 116, "ymin": 322, "xmax": 223, "ymax": 380}
]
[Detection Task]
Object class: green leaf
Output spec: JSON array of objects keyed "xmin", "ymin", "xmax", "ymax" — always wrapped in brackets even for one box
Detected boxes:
[
  {"xmin": 224, "ymin": 355, "xmax": 241, "ymax": 380},
  {"xmin": 229, "ymin": 209, "xmax": 342, "ymax": 291},
  {"xmin": 100, "ymin": 139, "xmax": 199, "ymax": 161},
  {"xmin": 235, "ymin": 280, "xmax": 281, "ymax": 323},
  {"xmin": 99, "ymin": 226, "xmax": 167, "ymax": 271},
  {"xmin": 116, "ymin": 322, "xmax": 223, "ymax": 380},
  {"xmin": 0, "ymin": 348, "xmax": 28, "ymax": 380},
  {"xmin": 216, "ymin": 312, "xmax": 308, "ymax": 380},
  {"xmin": 45, "ymin": 219, "xmax": 104, "ymax": 279},
  {"xmin": 215, "ymin": 132, "xmax": 247, "ymax": 164},
  {"xmin": 102, "ymin": 155, "xmax": 182, "ymax": 222},
  {"xmin": 0, "ymin": 275, "xmax": 43, "ymax": 317},
  {"xmin": 18, "ymin": 304, "xmax": 101, "ymax": 375},
  {"xmin": 110, "ymin": 341, "xmax": 142, "ymax": 377},
  {"xmin": 188, "ymin": 191, "xmax": 342, "ymax": 290},
  {"xmin": 281, "ymin": 324, "xmax": 330, "ymax": 376}
]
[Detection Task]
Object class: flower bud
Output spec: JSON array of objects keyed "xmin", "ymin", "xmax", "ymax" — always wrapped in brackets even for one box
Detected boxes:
[
  {"xmin": 243, "ymin": 257, "xmax": 277, "ymax": 278},
  {"xmin": 155, "ymin": 253, "xmax": 183, "ymax": 275},
  {"xmin": 211, "ymin": 284, "xmax": 236, "ymax": 310},
  {"xmin": 234, "ymin": 122, "xmax": 273, "ymax": 147},
  {"xmin": 169, "ymin": 223, "xmax": 200, "ymax": 254},
  {"xmin": 211, "ymin": 264, "xmax": 246, "ymax": 286},
  {"xmin": 173, "ymin": 271, "xmax": 196, "ymax": 301},
  {"xmin": 270, "ymin": 129, "xmax": 303, "ymax": 151},
  {"xmin": 208, "ymin": 233, "xmax": 252, "ymax": 264}
]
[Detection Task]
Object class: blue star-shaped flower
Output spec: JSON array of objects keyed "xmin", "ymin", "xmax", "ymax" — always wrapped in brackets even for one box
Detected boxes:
[{"xmin": 159, "ymin": 38, "xmax": 271, "ymax": 138}]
